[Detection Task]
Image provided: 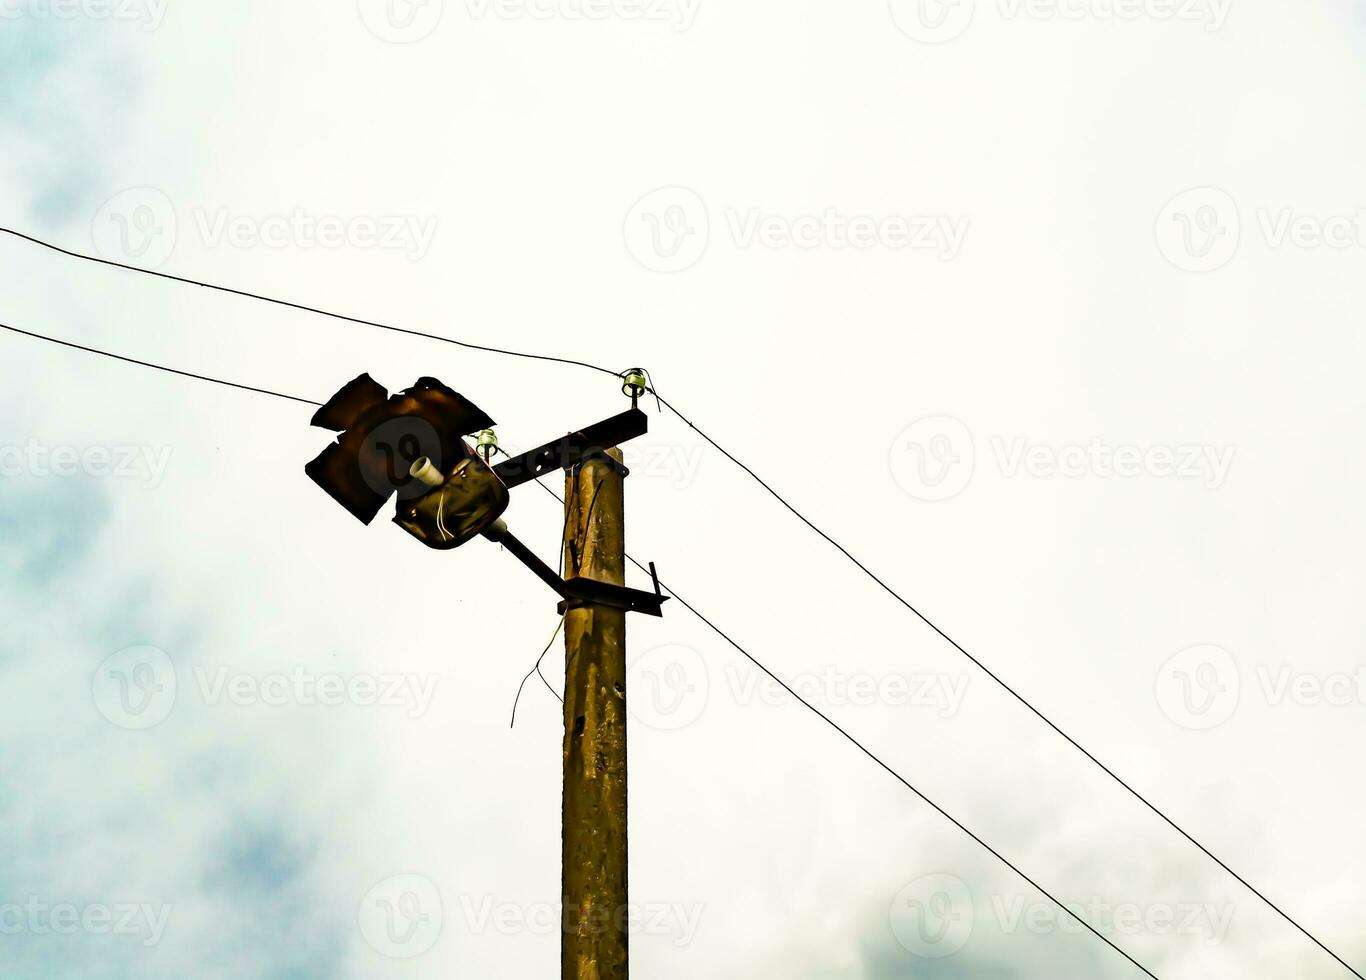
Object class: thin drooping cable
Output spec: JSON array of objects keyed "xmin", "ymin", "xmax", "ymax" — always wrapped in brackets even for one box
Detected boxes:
[
  {"xmin": 510, "ymin": 615, "xmax": 567, "ymax": 728},
  {"xmin": 0, "ymin": 317, "xmax": 1159, "ymax": 976},
  {"xmin": 0, "ymin": 228, "xmax": 624, "ymax": 381},
  {"xmin": 0, "ymin": 322, "xmax": 322, "ymax": 406},
  {"xmin": 0, "ymin": 309, "xmax": 1169, "ymax": 973},
  {"xmin": 523, "ymin": 481, "xmax": 1158, "ymax": 980},
  {"xmin": 2, "ymin": 229, "xmax": 1356, "ymax": 976},
  {"xmin": 651, "ymin": 391, "xmax": 1364, "ymax": 980},
  {"xmin": 567, "ymin": 478, "xmax": 605, "ymax": 577}
]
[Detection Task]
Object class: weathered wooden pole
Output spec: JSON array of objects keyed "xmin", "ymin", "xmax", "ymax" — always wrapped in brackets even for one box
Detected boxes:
[{"xmin": 562, "ymin": 448, "xmax": 629, "ymax": 979}]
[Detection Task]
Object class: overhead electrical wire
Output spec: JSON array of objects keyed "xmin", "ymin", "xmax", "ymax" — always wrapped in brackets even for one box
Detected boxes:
[
  {"xmin": 0, "ymin": 321, "xmax": 323, "ymax": 407},
  {"xmin": 1, "ymin": 227, "xmax": 1359, "ymax": 979},
  {"xmin": 0, "ymin": 313, "xmax": 1160, "ymax": 978},
  {"xmin": 0, "ymin": 227, "xmax": 623, "ymax": 381},
  {"xmin": 524, "ymin": 480, "xmax": 1160, "ymax": 980}
]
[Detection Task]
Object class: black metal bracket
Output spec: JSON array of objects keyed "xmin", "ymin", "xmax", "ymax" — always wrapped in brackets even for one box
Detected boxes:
[
  {"xmin": 483, "ymin": 524, "xmax": 668, "ymax": 617},
  {"xmin": 492, "ymin": 408, "xmax": 648, "ymax": 490},
  {"xmin": 559, "ymin": 568, "xmax": 667, "ymax": 617}
]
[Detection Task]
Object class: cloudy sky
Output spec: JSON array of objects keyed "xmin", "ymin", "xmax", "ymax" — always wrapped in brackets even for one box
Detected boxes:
[{"xmin": 2, "ymin": 1, "xmax": 1364, "ymax": 977}]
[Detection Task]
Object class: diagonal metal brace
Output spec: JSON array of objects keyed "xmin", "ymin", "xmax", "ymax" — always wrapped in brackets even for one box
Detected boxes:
[{"xmin": 483, "ymin": 520, "xmax": 667, "ymax": 617}]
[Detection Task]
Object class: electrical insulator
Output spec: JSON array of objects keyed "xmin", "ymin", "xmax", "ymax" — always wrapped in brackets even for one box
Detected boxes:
[
  {"xmin": 621, "ymin": 368, "xmax": 648, "ymax": 401},
  {"xmin": 476, "ymin": 429, "xmax": 499, "ymax": 463}
]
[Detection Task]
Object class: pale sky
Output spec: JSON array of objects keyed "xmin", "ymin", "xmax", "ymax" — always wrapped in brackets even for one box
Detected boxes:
[{"xmin": 1, "ymin": 1, "xmax": 1364, "ymax": 977}]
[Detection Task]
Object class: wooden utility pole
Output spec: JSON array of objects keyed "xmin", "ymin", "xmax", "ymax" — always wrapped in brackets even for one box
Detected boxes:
[{"xmin": 562, "ymin": 448, "xmax": 629, "ymax": 979}]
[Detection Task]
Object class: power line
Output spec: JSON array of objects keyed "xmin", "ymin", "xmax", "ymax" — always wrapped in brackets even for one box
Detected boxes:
[
  {"xmin": 523, "ymin": 479, "xmax": 1159, "ymax": 980},
  {"xmin": 0, "ymin": 322, "xmax": 322, "ymax": 406},
  {"xmin": 2, "ymin": 229, "xmax": 1358, "ymax": 978},
  {"xmin": 0, "ymin": 310, "xmax": 1161, "ymax": 975},
  {"xmin": 0, "ymin": 227, "xmax": 624, "ymax": 381},
  {"xmin": 653, "ymin": 391, "xmax": 1365, "ymax": 980}
]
